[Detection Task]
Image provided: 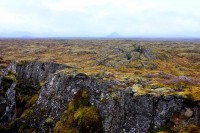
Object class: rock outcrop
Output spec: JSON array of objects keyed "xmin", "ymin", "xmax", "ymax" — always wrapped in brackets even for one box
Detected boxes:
[
  {"xmin": 0, "ymin": 61, "xmax": 71, "ymax": 124},
  {"xmin": 0, "ymin": 61, "xmax": 199, "ymax": 133},
  {"xmin": 134, "ymin": 44, "xmax": 155, "ymax": 60}
]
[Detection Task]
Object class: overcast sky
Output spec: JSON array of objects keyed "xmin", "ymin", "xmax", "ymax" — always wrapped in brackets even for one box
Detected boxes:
[{"xmin": 0, "ymin": 0, "xmax": 200, "ymax": 37}]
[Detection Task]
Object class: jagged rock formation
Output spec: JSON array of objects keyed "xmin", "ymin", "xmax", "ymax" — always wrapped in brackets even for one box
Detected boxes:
[
  {"xmin": 0, "ymin": 66, "xmax": 16, "ymax": 124},
  {"xmin": 16, "ymin": 61, "xmax": 69, "ymax": 87},
  {"xmin": 96, "ymin": 43, "xmax": 157, "ymax": 69},
  {"xmin": 0, "ymin": 61, "xmax": 71, "ymax": 124},
  {"xmin": 134, "ymin": 44, "xmax": 155, "ymax": 60},
  {"xmin": 0, "ymin": 61, "xmax": 200, "ymax": 133}
]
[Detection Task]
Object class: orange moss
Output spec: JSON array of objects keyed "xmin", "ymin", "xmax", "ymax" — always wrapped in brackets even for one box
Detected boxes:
[
  {"xmin": 0, "ymin": 39, "xmax": 199, "ymax": 100},
  {"xmin": 179, "ymin": 87, "xmax": 200, "ymax": 102}
]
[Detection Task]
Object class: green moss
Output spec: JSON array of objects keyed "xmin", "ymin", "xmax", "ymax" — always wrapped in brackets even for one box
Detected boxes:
[
  {"xmin": 17, "ymin": 94, "xmax": 30, "ymax": 104},
  {"xmin": 74, "ymin": 106, "xmax": 102, "ymax": 132},
  {"xmin": 54, "ymin": 89, "xmax": 103, "ymax": 133},
  {"xmin": 1, "ymin": 71, "xmax": 16, "ymax": 90},
  {"xmin": 20, "ymin": 107, "xmax": 33, "ymax": 118},
  {"xmin": 100, "ymin": 97, "xmax": 108, "ymax": 104},
  {"xmin": 151, "ymin": 123, "xmax": 173, "ymax": 133},
  {"xmin": 67, "ymin": 102, "xmax": 75, "ymax": 112},
  {"xmin": 111, "ymin": 92, "xmax": 120, "ymax": 100},
  {"xmin": 70, "ymin": 89, "xmax": 90, "ymax": 110},
  {"xmin": 17, "ymin": 60, "xmax": 28, "ymax": 66},
  {"xmin": 14, "ymin": 80, "xmax": 40, "ymax": 118},
  {"xmin": 39, "ymin": 80, "xmax": 45, "ymax": 88},
  {"xmin": 96, "ymin": 71, "xmax": 110, "ymax": 79},
  {"xmin": 16, "ymin": 93, "xmax": 32, "ymax": 117},
  {"xmin": 3, "ymin": 71, "xmax": 16, "ymax": 82},
  {"xmin": 25, "ymin": 94, "xmax": 38, "ymax": 108},
  {"xmin": 178, "ymin": 87, "xmax": 200, "ymax": 102},
  {"xmin": 46, "ymin": 117, "xmax": 53, "ymax": 124},
  {"xmin": 54, "ymin": 121, "xmax": 78, "ymax": 133},
  {"xmin": 3, "ymin": 75, "xmax": 15, "ymax": 83}
]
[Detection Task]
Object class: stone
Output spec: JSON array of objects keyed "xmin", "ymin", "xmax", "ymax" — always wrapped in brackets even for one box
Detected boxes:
[
  {"xmin": 184, "ymin": 108, "xmax": 193, "ymax": 118},
  {"xmin": 0, "ymin": 61, "xmax": 199, "ymax": 133}
]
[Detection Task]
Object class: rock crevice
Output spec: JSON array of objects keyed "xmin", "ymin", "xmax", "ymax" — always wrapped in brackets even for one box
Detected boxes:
[{"xmin": 0, "ymin": 61, "xmax": 199, "ymax": 133}]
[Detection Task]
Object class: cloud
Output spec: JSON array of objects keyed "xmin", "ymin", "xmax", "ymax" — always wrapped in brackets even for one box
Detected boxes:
[{"xmin": 0, "ymin": 0, "xmax": 200, "ymax": 37}]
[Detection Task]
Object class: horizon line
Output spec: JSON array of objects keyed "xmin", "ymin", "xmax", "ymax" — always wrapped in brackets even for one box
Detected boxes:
[{"xmin": 0, "ymin": 36, "xmax": 200, "ymax": 41}]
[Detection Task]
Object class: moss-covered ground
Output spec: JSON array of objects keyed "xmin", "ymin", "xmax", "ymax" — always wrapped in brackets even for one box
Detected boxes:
[{"xmin": 0, "ymin": 39, "xmax": 200, "ymax": 132}]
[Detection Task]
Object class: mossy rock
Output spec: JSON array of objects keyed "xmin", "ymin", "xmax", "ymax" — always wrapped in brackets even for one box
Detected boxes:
[
  {"xmin": 39, "ymin": 80, "xmax": 45, "ymax": 88},
  {"xmin": 54, "ymin": 89, "xmax": 103, "ymax": 133},
  {"xmin": 96, "ymin": 71, "xmax": 111, "ymax": 79},
  {"xmin": 54, "ymin": 121, "xmax": 78, "ymax": 133},
  {"xmin": 74, "ymin": 106, "xmax": 103, "ymax": 133},
  {"xmin": 17, "ymin": 94, "xmax": 31, "ymax": 104},
  {"xmin": 1, "ymin": 71, "xmax": 16, "ymax": 90},
  {"xmin": 17, "ymin": 60, "xmax": 28, "ymax": 66},
  {"xmin": 46, "ymin": 117, "xmax": 53, "ymax": 124},
  {"xmin": 153, "ymin": 87, "xmax": 172, "ymax": 93},
  {"xmin": 3, "ymin": 75, "xmax": 15, "ymax": 83},
  {"xmin": 20, "ymin": 107, "xmax": 33, "ymax": 118},
  {"xmin": 110, "ymin": 92, "xmax": 120, "ymax": 100},
  {"xmin": 151, "ymin": 122, "xmax": 173, "ymax": 133},
  {"xmin": 3, "ymin": 71, "xmax": 16, "ymax": 83},
  {"xmin": 25, "ymin": 94, "xmax": 38, "ymax": 108},
  {"xmin": 70, "ymin": 89, "xmax": 90, "ymax": 110}
]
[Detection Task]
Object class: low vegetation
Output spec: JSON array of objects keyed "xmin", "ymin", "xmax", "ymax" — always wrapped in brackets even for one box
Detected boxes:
[
  {"xmin": 0, "ymin": 39, "xmax": 200, "ymax": 132},
  {"xmin": 0, "ymin": 39, "xmax": 199, "ymax": 101}
]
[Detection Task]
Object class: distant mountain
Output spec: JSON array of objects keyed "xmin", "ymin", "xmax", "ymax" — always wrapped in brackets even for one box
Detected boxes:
[{"xmin": 107, "ymin": 32, "xmax": 121, "ymax": 38}]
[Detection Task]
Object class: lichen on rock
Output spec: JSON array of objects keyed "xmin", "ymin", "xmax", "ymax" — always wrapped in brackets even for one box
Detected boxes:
[{"xmin": 0, "ymin": 61, "xmax": 200, "ymax": 133}]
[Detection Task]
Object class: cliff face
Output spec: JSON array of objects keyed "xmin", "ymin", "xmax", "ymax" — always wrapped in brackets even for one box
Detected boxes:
[
  {"xmin": 0, "ymin": 61, "xmax": 200, "ymax": 133},
  {"xmin": 0, "ymin": 61, "xmax": 71, "ymax": 124}
]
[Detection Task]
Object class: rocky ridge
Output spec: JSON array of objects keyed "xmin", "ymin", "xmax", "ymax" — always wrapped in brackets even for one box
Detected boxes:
[{"xmin": 0, "ymin": 61, "xmax": 199, "ymax": 133}]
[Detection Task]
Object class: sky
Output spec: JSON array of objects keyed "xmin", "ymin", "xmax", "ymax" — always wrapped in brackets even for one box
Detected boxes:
[{"xmin": 0, "ymin": 0, "xmax": 200, "ymax": 37}]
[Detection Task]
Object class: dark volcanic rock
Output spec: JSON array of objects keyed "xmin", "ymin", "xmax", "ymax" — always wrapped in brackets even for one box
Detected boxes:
[
  {"xmin": 0, "ymin": 61, "xmax": 199, "ymax": 133},
  {"xmin": 32, "ymin": 74, "xmax": 195, "ymax": 133},
  {"xmin": 0, "ymin": 61, "xmax": 71, "ymax": 124},
  {"xmin": 0, "ymin": 67, "xmax": 17, "ymax": 123},
  {"xmin": 134, "ymin": 44, "xmax": 155, "ymax": 60},
  {"xmin": 16, "ymin": 61, "xmax": 72, "ymax": 87}
]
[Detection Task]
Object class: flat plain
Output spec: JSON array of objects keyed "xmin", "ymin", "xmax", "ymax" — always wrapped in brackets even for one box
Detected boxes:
[{"xmin": 0, "ymin": 39, "xmax": 200, "ymax": 101}]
